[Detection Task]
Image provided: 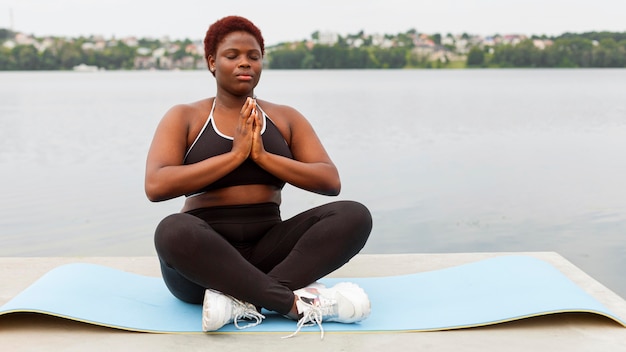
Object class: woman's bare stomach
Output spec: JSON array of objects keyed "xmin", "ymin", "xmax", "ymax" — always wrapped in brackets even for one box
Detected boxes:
[{"xmin": 181, "ymin": 184, "xmax": 282, "ymax": 212}]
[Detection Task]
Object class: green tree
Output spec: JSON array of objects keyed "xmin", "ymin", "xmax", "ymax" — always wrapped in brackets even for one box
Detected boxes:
[
  {"xmin": 268, "ymin": 46, "xmax": 308, "ymax": 69},
  {"xmin": 0, "ymin": 46, "xmax": 16, "ymax": 69},
  {"xmin": 101, "ymin": 41, "xmax": 135, "ymax": 69},
  {"xmin": 40, "ymin": 49, "xmax": 59, "ymax": 70},
  {"xmin": 348, "ymin": 47, "xmax": 377, "ymax": 68},
  {"xmin": 396, "ymin": 32, "xmax": 415, "ymax": 48},
  {"xmin": 432, "ymin": 33, "xmax": 442, "ymax": 46},
  {"xmin": 567, "ymin": 37, "xmax": 594, "ymax": 67},
  {"xmin": 57, "ymin": 41, "xmax": 84, "ymax": 69},
  {"xmin": 513, "ymin": 39, "xmax": 542, "ymax": 67},
  {"xmin": 371, "ymin": 47, "xmax": 407, "ymax": 68},
  {"xmin": 491, "ymin": 40, "xmax": 543, "ymax": 67},
  {"xmin": 13, "ymin": 45, "xmax": 40, "ymax": 70},
  {"xmin": 310, "ymin": 44, "xmax": 337, "ymax": 68},
  {"xmin": 592, "ymin": 38, "xmax": 625, "ymax": 67},
  {"xmin": 466, "ymin": 46, "xmax": 485, "ymax": 67},
  {"xmin": 0, "ymin": 28, "xmax": 15, "ymax": 41}
]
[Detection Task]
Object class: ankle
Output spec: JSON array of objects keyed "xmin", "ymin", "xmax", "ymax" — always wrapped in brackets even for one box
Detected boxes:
[{"xmin": 286, "ymin": 295, "xmax": 300, "ymax": 320}]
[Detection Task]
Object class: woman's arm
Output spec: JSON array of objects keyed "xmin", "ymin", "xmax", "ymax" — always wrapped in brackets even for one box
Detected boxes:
[{"xmin": 251, "ymin": 104, "xmax": 341, "ymax": 196}]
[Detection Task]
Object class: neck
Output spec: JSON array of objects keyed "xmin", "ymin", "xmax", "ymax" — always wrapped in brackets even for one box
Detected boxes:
[{"xmin": 214, "ymin": 91, "xmax": 255, "ymax": 109}]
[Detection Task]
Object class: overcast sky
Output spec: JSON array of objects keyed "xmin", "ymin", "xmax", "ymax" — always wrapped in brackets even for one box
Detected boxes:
[{"xmin": 3, "ymin": 0, "xmax": 625, "ymax": 44}]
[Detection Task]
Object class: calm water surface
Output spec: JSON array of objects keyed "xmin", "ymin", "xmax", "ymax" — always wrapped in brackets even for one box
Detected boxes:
[{"xmin": 1, "ymin": 69, "xmax": 625, "ymax": 298}]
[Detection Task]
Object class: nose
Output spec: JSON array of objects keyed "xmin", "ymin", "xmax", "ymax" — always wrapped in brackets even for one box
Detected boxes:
[{"xmin": 238, "ymin": 57, "xmax": 251, "ymax": 68}]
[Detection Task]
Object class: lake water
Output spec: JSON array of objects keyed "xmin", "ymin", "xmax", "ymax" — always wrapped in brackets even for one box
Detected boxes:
[{"xmin": 1, "ymin": 69, "xmax": 625, "ymax": 298}]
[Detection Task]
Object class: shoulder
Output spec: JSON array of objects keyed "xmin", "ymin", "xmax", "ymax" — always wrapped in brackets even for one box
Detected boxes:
[
  {"xmin": 257, "ymin": 99, "xmax": 318, "ymax": 145},
  {"xmin": 152, "ymin": 98, "xmax": 214, "ymax": 147},
  {"xmin": 257, "ymin": 100, "xmax": 302, "ymax": 119},
  {"xmin": 157, "ymin": 98, "xmax": 213, "ymax": 135},
  {"xmin": 163, "ymin": 98, "xmax": 213, "ymax": 123},
  {"xmin": 257, "ymin": 99, "xmax": 310, "ymax": 131}
]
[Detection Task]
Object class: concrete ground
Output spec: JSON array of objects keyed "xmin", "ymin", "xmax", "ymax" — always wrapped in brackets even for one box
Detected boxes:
[{"xmin": 1, "ymin": 252, "xmax": 625, "ymax": 351}]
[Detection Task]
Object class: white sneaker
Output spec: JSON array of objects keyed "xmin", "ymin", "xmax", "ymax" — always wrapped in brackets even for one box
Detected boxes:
[
  {"xmin": 284, "ymin": 282, "xmax": 371, "ymax": 339},
  {"xmin": 302, "ymin": 281, "xmax": 326, "ymax": 290},
  {"xmin": 202, "ymin": 289, "xmax": 265, "ymax": 331}
]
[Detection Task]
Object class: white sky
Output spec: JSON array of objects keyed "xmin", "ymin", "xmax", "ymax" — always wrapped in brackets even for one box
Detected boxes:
[{"xmin": 2, "ymin": 0, "xmax": 625, "ymax": 44}]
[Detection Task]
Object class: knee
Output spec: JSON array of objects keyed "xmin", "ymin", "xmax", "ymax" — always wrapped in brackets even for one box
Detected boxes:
[
  {"xmin": 329, "ymin": 200, "xmax": 372, "ymax": 254},
  {"xmin": 333, "ymin": 201, "xmax": 373, "ymax": 247},
  {"xmin": 154, "ymin": 213, "xmax": 202, "ymax": 256},
  {"xmin": 155, "ymin": 213, "xmax": 187, "ymax": 240},
  {"xmin": 338, "ymin": 200, "xmax": 373, "ymax": 231}
]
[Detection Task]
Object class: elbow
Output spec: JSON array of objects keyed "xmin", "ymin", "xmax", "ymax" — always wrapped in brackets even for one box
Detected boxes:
[
  {"xmin": 144, "ymin": 166, "xmax": 182, "ymax": 202},
  {"xmin": 307, "ymin": 177, "xmax": 340, "ymax": 196},
  {"xmin": 145, "ymin": 186, "xmax": 162, "ymax": 203},
  {"xmin": 145, "ymin": 192, "xmax": 161, "ymax": 203},
  {"xmin": 330, "ymin": 170, "xmax": 341, "ymax": 196},
  {"xmin": 315, "ymin": 164, "xmax": 341, "ymax": 196},
  {"xmin": 146, "ymin": 190, "xmax": 174, "ymax": 203},
  {"xmin": 323, "ymin": 169, "xmax": 341, "ymax": 196},
  {"xmin": 324, "ymin": 179, "xmax": 341, "ymax": 196},
  {"xmin": 145, "ymin": 179, "xmax": 171, "ymax": 202}
]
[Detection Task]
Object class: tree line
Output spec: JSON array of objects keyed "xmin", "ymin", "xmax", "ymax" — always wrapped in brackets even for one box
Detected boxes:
[
  {"xmin": 270, "ymin": 31, "xmax": 626, "ymax": 69},
  {"xmin": 467, "ymin": 32, "xmax": 626, "ymax": 68},
  {"xmin": 0, "ymin": 41, "xmax": 136, "ymax": 70},
  {"xmin": 0, "ymin": 29, "xmax": 136, "ymax": 70},
  {"xmin": 1, "ymin": 28, "xmax": 625, "ymax": 70},
  {"xmin": 267, "ymin": 44, "xmax": 416, "ymax": 69}
]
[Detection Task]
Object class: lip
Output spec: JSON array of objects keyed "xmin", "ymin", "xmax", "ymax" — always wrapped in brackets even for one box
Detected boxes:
[{"xmin": 235, "ymin": 72, "xmax": 254, "ymax": 81}]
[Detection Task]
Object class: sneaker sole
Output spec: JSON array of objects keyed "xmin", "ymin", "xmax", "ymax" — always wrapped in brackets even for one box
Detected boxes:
[
  {"xmin": 330, "ymin": 282, "xmax": 371, "ymax": 323},
  {"xmin": 202, "ymin": 289, "xmax": 230, "ymax": 331}
]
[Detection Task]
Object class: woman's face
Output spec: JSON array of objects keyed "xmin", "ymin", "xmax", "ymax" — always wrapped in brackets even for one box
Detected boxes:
[{"xmin": 209, "ymin": 31, "xmax": 263, "ymax": 96}]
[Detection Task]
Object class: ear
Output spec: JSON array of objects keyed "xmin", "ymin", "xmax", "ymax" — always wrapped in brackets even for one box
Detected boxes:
[{"xmin": 207, "ymin": 55, "xmax": 216, "ymax": 72}]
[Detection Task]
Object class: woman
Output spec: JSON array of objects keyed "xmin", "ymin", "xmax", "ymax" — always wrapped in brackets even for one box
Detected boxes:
[{"xmin": 145, "ymin": 16, "xmax": 372, "ymax": 337}]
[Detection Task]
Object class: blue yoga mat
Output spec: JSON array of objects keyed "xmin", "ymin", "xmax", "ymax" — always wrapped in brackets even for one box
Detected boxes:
[{"xmin": 1, "ymin": 256, "xmax": 624, "ymax": 333}]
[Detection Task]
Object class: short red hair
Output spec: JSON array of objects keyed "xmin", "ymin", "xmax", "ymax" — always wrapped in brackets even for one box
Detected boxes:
[{"xmin": 204, "ymin": 16, "xmax": 265, "ymax": 72}]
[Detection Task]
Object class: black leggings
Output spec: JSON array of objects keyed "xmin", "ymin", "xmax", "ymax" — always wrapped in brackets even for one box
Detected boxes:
[{"xmin": 154, "ymin": 200, "xmax": 372, "ymax": 315}]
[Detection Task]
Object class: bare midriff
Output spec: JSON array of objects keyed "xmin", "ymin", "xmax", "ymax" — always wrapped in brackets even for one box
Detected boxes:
[{"xmin": 181, "ymin": 184, "xmax": 282, "ymax": 212}]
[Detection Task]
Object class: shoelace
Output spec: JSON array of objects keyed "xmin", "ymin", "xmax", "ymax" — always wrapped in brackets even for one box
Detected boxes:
[
  {"xmin": 282, "ymin": 295, "xmax": 337, "ymax": 339},
  {"xmin": 232, "ymin": 300, "xmax": 265, "ymax": 329},
  {"xmin": 282, "ymin": 305, "xmax": 325, "ymax": 339}
]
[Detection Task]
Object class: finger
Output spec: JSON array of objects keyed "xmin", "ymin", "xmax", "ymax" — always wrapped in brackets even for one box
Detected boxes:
[
  {"xmin": 236, "ymin": 100, "xmax": 254, "ymax": 130},
  {"xmin": 254, "ymin": 109, "xmax": 262, "ymax": 131},
  {"xmin": 240, "ymin": 97, "xmax": 254, "ymax": 118},
  {"xmin": 250, "ymin": 97, "xmax": 259, "ymax": 117},
  {"xmin": 250, "ymin": 105, "xmax": 260, "ymax": 131},
  {"xmin": 246, "ymin": 99, "xmax": 259, "ymax": 127}
]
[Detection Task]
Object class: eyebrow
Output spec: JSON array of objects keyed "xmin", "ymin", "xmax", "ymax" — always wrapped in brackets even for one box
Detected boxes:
[{"xmin": 222, "ymin": 48, "xmax": 261, "ymax": 53}]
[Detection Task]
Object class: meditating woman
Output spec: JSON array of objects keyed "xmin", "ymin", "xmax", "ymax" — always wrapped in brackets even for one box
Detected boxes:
[{"xmin": 145, "ymin": 15, "xmax": 372, "ymax": 337}]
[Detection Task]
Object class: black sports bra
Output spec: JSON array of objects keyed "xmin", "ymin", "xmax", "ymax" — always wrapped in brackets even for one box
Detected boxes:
[{"xmin": 183, "ymin": 99, "xmax": 293, "ymax": 197}]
